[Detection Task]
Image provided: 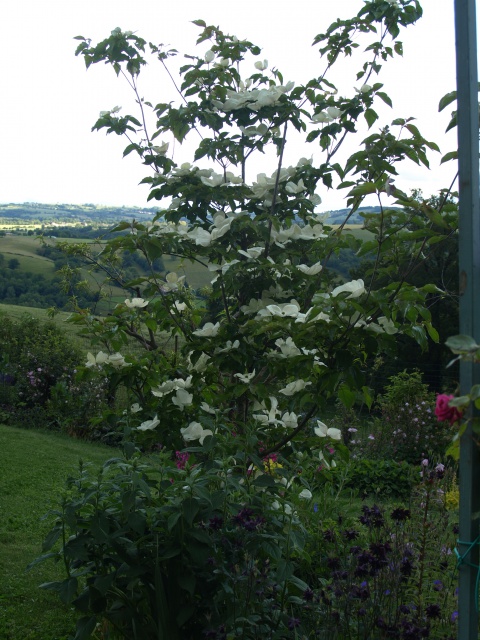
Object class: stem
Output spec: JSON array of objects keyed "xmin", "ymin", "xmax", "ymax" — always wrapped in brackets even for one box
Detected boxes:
[{"xmin": 264, "ymin": 122, "xmax": 288, "ymax": 260}]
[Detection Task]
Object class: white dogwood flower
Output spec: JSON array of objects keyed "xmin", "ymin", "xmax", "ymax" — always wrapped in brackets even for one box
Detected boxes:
[
  {"xmin": 296, "ymin": 262, "xmax": 323, "ymax": 275},
  {"xmin": 152, "ymin": 141, "xmax": 169, "ymax": 156},
  {"xmin": 193, "ymin": 322, "xmax": 220, "ymax": 337},
  {"xmin": 299, "ymin": 489, "xmax": 313, "ymax": 500},
  {"xmin": 234, "ymin": 370, "xmax": 256, "ymax": 384},
  {"xmin": 86, "ymin": 351, "xmax": 109, "ymax": 367},
  {"xmin": 314, "ymin": 420, "xmax": 342, "ymax": 440},
  {"xmin": 137, "ymin": 415, "xmax": 160, "ymax": 431},
  {"xmin": 180, "ymin": 421, "xmax": 213, "ymax": 444},
  {"xmin": 204, "ymin": 49, "xmax": 215, "ymax": 63},
  {"xmin": 107, "ymin": 353, "xmax": 131, "ymax": 368},
  {"xmin": 164, "ymin": 272, "xmax": 185, "ymax": 291},
  {"xmin": 331, "ymin": 279, "xmax": 365, "ymax": 299},
  {"xmin": 281, "ymin": 412, "xmax": 298, "ymax": 429},
  {"xmin": 172, "ymin": 389, "xmax": 193, "ymax": 410},
  {"xmin": 254, "ymin": 59, "xmax": 268, "ymax": 70},
  {"xmin": 279, "ymin": 380, "xmax": 312, "ymax": 396},
  {"xmin": 125, "ymin": 297, "xmax": 149, "ymax": 308}
]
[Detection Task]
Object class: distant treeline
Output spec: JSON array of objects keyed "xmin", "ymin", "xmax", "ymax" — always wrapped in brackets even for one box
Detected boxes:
[{"xmin": 0, "ymin": 253, "xmax": 97, "ymax": 308}]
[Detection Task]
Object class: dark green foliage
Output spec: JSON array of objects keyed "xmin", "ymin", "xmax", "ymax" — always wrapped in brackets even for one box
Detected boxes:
[
  {"xmin": 36, "ymin": 455, "xmax": 311, "ymax": 640},
  {"xmin": 330, "ymin": 459, "xmax": 415, "ymax": 499},
  {"xmin": 0, "ymin": 269, "xmax": 72, "ymax": 308},
  {"xmin": 0, "ymin": 314, "xmax": 107, "ymax": 432}
]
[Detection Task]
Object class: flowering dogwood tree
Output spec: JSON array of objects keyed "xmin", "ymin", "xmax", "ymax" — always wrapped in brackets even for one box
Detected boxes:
[{"xmin": 69, "ymin": 0, "xmax": 449, "ymax": 459}]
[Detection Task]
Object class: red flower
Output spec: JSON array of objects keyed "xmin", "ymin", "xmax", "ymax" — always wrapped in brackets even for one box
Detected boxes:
[{"xmin": 435, "ymin": 394, "xmax": 463, "ymax": 425}]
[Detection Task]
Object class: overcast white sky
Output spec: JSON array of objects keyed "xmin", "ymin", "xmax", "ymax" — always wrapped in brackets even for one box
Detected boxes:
[{"xmin": 0, "ymin": 0, "xmax": 468, "ymax": 211}]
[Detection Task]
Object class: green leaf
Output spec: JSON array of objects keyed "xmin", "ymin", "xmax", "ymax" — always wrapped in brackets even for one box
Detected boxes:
[
  {"xmin": 445, "ymin": 113, "xmax": 458, "ymax": 132},
  {"xmin": 59, "ymin": 577, "xmax": 78, "ymax": 604},
  {"xmin": 253, "ymin": 474, "xmax": 278, "ymax": 488},
  {"xmin": 446, "ymin": 437, "xmax": 460, "ymax": 461},
  {"xmin": 182, "ymin": 498, "xmax": 200, "ymax": 526},
  {"xmin": 338, "ymin": 384, "xmax": 355, "ymax": 409},
  {"xmin": 364, "ymin": 108, "xmax": 378, "ymax": 129},
  {"xmin": 426, "ymin": 323, "xmax": 439, "ymax": 343},
  {"xmin": 438, "ymin": 90, "xmax": 457, "ymax": 112},
  {"xmin": 440, "ymin": 150, "xmax": 458, "ymax": 164},
  {"xmin": 74, "ymin": 616, "xmax": 98, "ymax": 640},
  {"xmin": 276, "ymin": 559, "xmax": 294, "ymax": 582},
  {"xmin": 405, "ymin": 123, "xmax": 421, "ymax": 138},
  {"xmin": 42, "ymin": 526, "xmax": 61, "ymax": 551},
  {"xmin": 347, "ymin": 182, "xmax": 377, "ymax": 197},
  {"xmin": 376, "ymin": 91, "xmax": 392, "ymax": 107},
  {"xmin": 177, "ymin": 572, "xmax": 196, "ymax": 596},
  {"xmin": 362, "ymin": 385, "xmax": 373, "ymax": 410},
  {"xmin": 449, "ymin": 395, "xmax": 471, "ymax": 408},
  {"xmin": 445, "ymin": 334, "xmax": 480, "ymax": 354}
]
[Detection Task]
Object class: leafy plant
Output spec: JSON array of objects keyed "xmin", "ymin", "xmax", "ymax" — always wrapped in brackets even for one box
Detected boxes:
[
  {"xmin": 352, "ymin": 371, "xmax": 456, "ymax": 464},
  {"xmin": 329, "ymin": 458, "xmax": 415, "ymax": 499},
  {"xmin": 34, "ymin": 454, "xmax": 312, "ymax": 640}
]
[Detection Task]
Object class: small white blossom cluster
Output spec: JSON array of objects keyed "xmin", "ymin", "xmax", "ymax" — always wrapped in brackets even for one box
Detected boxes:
[
  {"xmin": 86, "ymin": 352, "xmax": 131, "ymax": 369},
  {"xmin": 252, "ymin": 396, "xmax": 298, "ymax": 429},
  {"xmin": 151, "ymin": 376, "xmax": 193, "ymax": 410},
  {"xmin": 180, "ymin": 421, "xmax": 213, "ymax": 444},
  {"xmin": 211, "ymin": 81, "xmax": 294, "ymax": 112},
  {"xmin": 312, "ymin": 106, "xmax": 342, "ymax": 123}
]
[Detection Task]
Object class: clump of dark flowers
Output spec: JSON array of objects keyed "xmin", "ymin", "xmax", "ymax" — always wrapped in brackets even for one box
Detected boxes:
[{"xmin": 300, "ymin": 501, "xmax": 458, "ymax": 639}]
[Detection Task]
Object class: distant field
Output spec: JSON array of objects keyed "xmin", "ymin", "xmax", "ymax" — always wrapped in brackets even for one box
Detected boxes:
[
  {"xmin": 0, "ymin": 228, "xmax": 369, "ymax": 313},
  {"xmin": 0, "ymin": 234, "xmax": 212, "ymax": 292},
  {"xmin": 330, "ymin": 224, "xmax": 373, "ymax": 241},
  {"xmin": 0, "ymin": 235, "xmax": 55, "ymax": 275}
]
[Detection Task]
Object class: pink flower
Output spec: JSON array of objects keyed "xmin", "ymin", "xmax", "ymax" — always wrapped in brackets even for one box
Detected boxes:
[{"xmin": 435, "ymin": 394, "xmax": 463, "ymax": 425}]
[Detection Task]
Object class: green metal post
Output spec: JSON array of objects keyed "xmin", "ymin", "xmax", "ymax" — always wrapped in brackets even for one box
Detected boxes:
[{"xmin": 455, "ymin": 0, "xmax": 480, "ymax": 637}]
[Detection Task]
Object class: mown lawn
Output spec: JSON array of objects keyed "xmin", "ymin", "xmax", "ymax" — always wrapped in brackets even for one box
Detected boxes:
[{"xmin": 0, "ymin": 425, "xmax": 117, "ymax": 640}]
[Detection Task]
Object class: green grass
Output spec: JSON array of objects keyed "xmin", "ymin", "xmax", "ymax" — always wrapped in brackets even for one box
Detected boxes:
[{"xmin": 0, "ymin": 425, "xmax": 118, "ymax": 640}]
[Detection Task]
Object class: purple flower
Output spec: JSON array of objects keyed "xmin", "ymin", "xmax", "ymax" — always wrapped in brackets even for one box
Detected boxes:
[{"xmin": 287, "ymin": 618, "xmax": 300, "ymax": 630}]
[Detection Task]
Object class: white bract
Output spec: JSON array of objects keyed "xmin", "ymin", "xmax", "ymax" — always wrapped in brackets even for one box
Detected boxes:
[
  {"xmin": 107, "ymin": 353, "xmax": 131, "ymax": 368},
  {"xmin": 254, "ymin": 59, "xmax": 268, "ymax": 70},
  {"xmin": 279, "ymin": 380, "xmax": 312, "ymax": 396},
  {"xmin": 331, "ymin": 279, "xmax": 365, "ymax": 299},
  {"xmin": 86, "ymin": 351, "xmax": 109, "ymax": 367},
  {"xmin": 125, "ymin": 297, "xmax": 149, "ymax": 308},
  {"xmin": 193, "ymin": 322, "xmax": 220, "ymax": 337},
  {"xmin": 137, "ymin": 415, "xmax": 160, "ymax": 431},
  {"xmin": 234, "ymin": 370, "xmax": 256, "ymax": 384},
  {"xmin": 314, "ymin": 420, "xmax": 342, "ymax": 440},
  {"xmin": 180, "ymin": 421, "xmax": 213, "ymax": 444},
  {"xmin": 152, "ymin": 141, "xmax": 169, "ymax": 155},
  {"xmin": 172, "ymin": 389, "xmax": 193, "ymax": 410},
  {"xmin": 299, "ymin": 489, "xmax": 313, "ymax": 500},
  {"xmin": 204, "ymin": 49, "xmax": 215, "ymax": 63},
  {"xmin": 164, "ymin": 272, "xmax": 185, "ymax": 290},
  {"xmin": 296, "ymin": 262, "xmax": 323, "ymax": 275}
]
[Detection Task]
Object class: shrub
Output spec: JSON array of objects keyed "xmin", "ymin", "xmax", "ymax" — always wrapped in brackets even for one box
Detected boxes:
[
  {"xmin": 328, "ymin": 459, "xmax": 416, "ymax": 500},
  {"xmin": 0, "ymin": 313, "xmax": 108, "ymax": 433},
  {"xmin": 35, "ymin": 454, "xmax": 313, "ymax": 640},
  {"xmin": 350, "ymin": 371, "xmax": 455, "ymax": 464}
]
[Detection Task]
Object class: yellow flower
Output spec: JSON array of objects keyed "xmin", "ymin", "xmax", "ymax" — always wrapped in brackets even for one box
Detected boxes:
[{"xmin": 445, "ymin": 487, "xmax": 459, "ymax": 511}]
